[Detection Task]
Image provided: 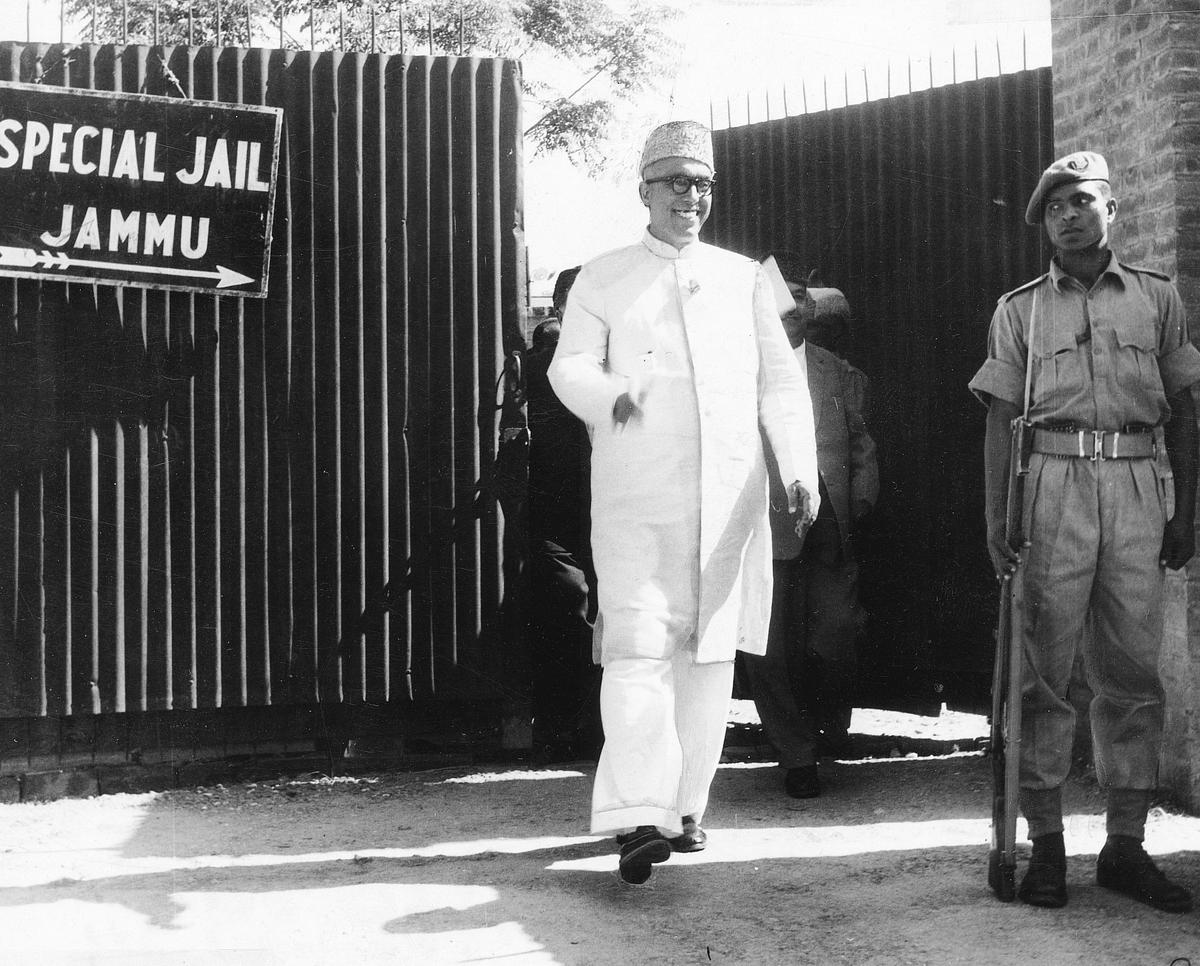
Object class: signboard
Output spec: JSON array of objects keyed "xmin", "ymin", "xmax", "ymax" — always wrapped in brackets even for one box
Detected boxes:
[{"xmin": 0, "ymin": 81, "xmax": 282, "ymax": 297}]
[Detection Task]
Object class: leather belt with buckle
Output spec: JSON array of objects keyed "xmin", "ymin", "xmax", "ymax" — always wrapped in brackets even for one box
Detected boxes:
[{"xmin": 1031, "ymin": 427, "xmax": 1156, "ymax": 461}]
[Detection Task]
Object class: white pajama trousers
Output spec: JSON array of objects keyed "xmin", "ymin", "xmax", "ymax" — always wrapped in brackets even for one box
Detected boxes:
[{"xmin": 590, "ymin": 651, "xmax": 735, "ymax": 835}]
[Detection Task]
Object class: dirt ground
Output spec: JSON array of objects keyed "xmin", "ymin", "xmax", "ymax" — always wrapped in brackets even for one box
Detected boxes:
[{"xmin": 3, "ymin": 704, "xmax": 1200, "ymax": 966}]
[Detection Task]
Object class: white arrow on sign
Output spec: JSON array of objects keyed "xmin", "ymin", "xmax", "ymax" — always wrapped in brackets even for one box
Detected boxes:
[{"xmin": 0, "ymin": 245, "xmax": 255, "ymax": 289}]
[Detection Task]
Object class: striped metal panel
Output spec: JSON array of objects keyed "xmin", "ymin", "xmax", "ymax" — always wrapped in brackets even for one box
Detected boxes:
[
  {"xmin": 708, "ymin": 69, "xmax": 1053, "ymax": 710},
  {"xmin": 0, "ymin": 42, "xmax": 524, "ymax": 717}
]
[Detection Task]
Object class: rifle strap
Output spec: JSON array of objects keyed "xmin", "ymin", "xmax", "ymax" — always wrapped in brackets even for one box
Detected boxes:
[{"xmin": 1022, "ymin": 288, "xmax": 1039, "ymax": 421}]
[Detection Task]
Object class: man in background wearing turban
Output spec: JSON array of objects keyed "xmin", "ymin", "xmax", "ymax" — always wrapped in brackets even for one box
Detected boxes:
[{"xmin": 549, "ymin": 120, "xmax": 819, "ymax": 884}]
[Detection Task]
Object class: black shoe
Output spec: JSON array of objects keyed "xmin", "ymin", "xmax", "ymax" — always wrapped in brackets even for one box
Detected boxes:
[
  {"xmin": 785, "ymin": 764, "xmax": 820, "ymax": 799},
  {"xmin": 668, "ymin": 815, "xmax": 707, "ymax": 852},
  {"xmin": 617, "ymin": 826, "xmax": 671, "ymax": 884},
  {"xmin": 1097, "ymin": 835, "xmax": 1193, "ymax": 913},
  {"xmin": 1018, "ymin": 832, "xmax": 1067, "ymax": 908}
]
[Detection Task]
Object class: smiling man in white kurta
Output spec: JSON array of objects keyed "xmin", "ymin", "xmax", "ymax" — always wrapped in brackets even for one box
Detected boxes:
[{"xmin": 549, "ymin": 120, "xmax": 819, "ymax": 884}]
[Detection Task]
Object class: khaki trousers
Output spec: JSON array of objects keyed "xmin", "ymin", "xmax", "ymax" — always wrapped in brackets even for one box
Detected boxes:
[{"xmin": 1015, "ymin": 453, "xmax": 1167, "ymax": 793}]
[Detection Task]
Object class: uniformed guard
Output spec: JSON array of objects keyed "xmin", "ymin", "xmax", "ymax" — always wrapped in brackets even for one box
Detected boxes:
[{"xmin": 970, "ymin": 151, "xmax": 1200, "ymax": 911}]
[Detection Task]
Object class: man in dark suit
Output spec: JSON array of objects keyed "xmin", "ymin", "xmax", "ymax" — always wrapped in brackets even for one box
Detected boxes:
[
  {"xmin": 746, "ymin": 255, "xmax": 879, "ymax": 798},
  {"xmin": 525, "ymin": 267, "xmax": 601, "ymax": 762}
]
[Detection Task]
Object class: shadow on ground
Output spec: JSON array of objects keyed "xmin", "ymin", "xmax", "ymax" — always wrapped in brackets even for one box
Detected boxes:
[{"xmin": 2, "ymin": 751, "xmax": 1199, "ymax": 965}]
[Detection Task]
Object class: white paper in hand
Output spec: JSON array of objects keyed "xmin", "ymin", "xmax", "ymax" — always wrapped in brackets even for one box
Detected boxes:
[{"xmin": 760, "ymin": 255, "xmax": 797, "ymax": 317}]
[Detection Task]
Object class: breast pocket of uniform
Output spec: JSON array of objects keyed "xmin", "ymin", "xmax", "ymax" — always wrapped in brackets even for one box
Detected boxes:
[
  {"xmin": 1034, "ymin": 323, "xmax": 1083, "ymax": 410},
  {"xmin": 1113, "ymin": 316, "xmax": 1162, "ymax": 395}
]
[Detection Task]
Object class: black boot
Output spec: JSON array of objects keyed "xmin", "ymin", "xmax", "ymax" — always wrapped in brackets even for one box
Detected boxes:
[
  {"xmin": 1097, "ymin": 834, "xmax": 1193, "ymax": 913},
  {"xmin": 616, "ymin": 826, "xmax": 671, "ymax": 884},
  {"xmin": 1018, "ymin": 832, "xmax": 1067, "ymax": 908}
]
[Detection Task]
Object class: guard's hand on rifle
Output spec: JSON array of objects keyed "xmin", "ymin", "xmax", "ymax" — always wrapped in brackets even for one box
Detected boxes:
[
  {"xmin": 1160, "ymin": 514, "xmax": 1196, "ymax": 571},
  {"xmin": 987, "ymin": 520, "xmax": 1023, "ymax": 580}
]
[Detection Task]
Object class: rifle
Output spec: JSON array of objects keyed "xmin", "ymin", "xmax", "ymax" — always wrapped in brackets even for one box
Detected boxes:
[{"xmin": 988, "ymin": 414, "xmax": 1032, "ymax": 901}]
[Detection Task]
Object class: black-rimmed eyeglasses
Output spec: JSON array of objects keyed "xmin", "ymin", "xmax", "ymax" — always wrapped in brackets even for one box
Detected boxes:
[{"xmin": 644, "ymin": 175, "xmax": 716, "ymax": 197}]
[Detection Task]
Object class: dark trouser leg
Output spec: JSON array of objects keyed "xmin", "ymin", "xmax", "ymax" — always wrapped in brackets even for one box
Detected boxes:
[
  {"xmin": 744, "ymin": 558, "xmax": 817, "ymax": 768},
  {"xmin": 527, "ymin": 540, "xmax": 600, "ymax": 757},
  {"xmin": 803, "ymin": 556, "xmax": 862, "ymax": 750}
]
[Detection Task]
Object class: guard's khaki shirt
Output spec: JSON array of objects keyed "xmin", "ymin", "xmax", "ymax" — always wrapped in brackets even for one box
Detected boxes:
[{"xmin": 969, "ymin": 255, "xmax": 1200, "ymax": 427}]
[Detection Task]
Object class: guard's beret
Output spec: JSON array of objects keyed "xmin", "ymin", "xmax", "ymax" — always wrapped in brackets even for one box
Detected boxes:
[
  {"xmin": 1024, "ymin": 151, "xmax": 1110, "ymax": 225},
  {"xmin": 639, "ymin": 121, "xmax": 714, "ymax": 177}
]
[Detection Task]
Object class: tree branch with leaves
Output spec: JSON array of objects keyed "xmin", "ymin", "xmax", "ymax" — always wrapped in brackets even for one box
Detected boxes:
[{"xmin": 66, "ymin": 0, "xmax": 676, "ymax": 166}]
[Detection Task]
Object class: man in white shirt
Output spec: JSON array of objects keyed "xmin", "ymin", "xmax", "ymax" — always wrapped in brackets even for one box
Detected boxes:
[{"xmin": 549, "ymin": 120, "xmax": 820, "ymax": 883}]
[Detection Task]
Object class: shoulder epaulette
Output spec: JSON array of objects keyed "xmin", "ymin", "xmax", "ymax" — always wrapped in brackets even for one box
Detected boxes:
[
  {"xmin": 997, "ymin": 273, "xmax": 1048, "ymax": 304},
  {"xmin": 1119, "ymin": 262, "xmax": 1171, "ymax": 282}
]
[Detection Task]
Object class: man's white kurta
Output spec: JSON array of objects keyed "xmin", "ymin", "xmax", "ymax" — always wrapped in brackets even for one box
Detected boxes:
[{"xmin": 548, "ymin": 231, "xmax": 819, "ymax": 665}]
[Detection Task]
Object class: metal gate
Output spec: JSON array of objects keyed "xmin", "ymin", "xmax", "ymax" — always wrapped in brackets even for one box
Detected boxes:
[
  {"xmin": 0, "ymin": 42, "xmax": 525, "ymax": 721},
  {"xmin": 708, "ymin": 68, "xmax": 1054, "ymax": 712}
]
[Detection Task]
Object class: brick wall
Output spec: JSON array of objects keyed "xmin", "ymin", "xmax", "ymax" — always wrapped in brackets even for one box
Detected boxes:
[{"xmin": 1052, "ymin": 0, "xmax": 1200, "ymax": 810}]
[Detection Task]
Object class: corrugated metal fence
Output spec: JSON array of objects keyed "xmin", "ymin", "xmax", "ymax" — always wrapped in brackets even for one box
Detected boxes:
[
  {"xmin": 0, "ymin": 41, "xmax": 525, "ymax": 720},
  {"xmin": 708, "ymin": 68, "xmax": 1053, "ymax": 711}
]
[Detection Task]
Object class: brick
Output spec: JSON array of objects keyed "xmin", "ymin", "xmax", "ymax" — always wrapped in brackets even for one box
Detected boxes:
[
  {"xmin": 1176, "ymin": 126, "xmax": 1200, "ymax": 154},
  {"xmin": 1159, "ymin": 71, "xmax": 1200, "ymax": 94},
  {"xmin": 1167, "ymin": 18, "xmax": 1200, "ymax": 44},
  {"xmin": 1163, "ymin": 47, "xmax": 1200, "ymax": 72},
  {"xmin": 1177, "ymin": 249, "xmax": 1200, "ymax": 273},
  {"xmin": 1132, "ymin": 13, "xmax": 1156, "ymax": 34},
  {"xmin": 1114, "ymin": 47, "xmax": 1139, "ymax": 69}
]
